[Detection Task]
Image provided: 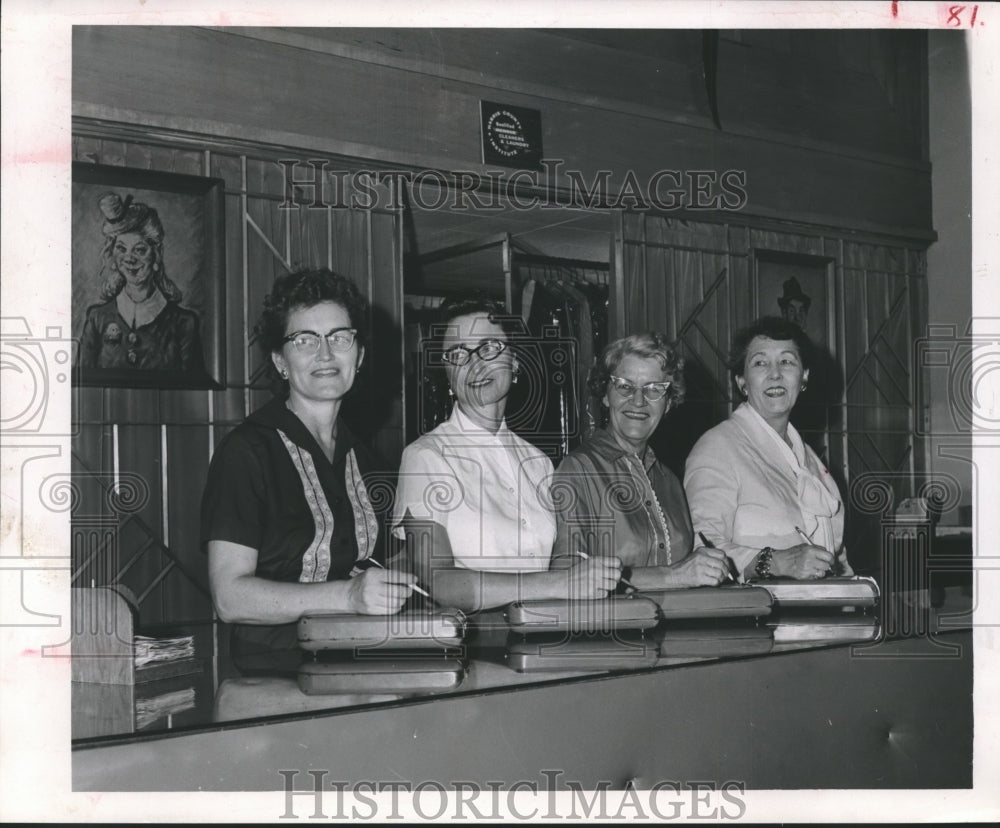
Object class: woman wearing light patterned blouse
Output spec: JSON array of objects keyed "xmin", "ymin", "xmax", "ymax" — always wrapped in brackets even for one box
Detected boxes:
[
  {"xmin": 552, "ymin": 333, "xmax": 729, "ymax": 589},
  {"xmin": 392, "ymin": 298, "xmax": 621, "ymax": 612}
]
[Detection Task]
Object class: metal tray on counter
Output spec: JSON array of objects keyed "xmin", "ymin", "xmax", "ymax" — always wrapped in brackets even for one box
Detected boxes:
[
  {"xmin": 504, "ymin": 596, "xmax": 659, "ymax": 634},
  {"xmin": 641, "ymin": 584, "xmax": 773, "ymax": 619},
  {"xmin": 757, "ymin": 576, "xmax": 880, "ymax": 608},
  {"xmin": 297, "ymin": 609, "xmax": 467, "ymax": 651}
]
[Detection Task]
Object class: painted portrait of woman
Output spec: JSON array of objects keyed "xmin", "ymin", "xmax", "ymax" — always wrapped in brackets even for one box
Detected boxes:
[{"xmin": 79, "ymin": 191, "xmax": 206, "ymax": 374}]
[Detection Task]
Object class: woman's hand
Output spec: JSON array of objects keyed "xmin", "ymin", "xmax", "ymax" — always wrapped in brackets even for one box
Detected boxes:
[
  {"xmin": 345, "ymin": 568, "xmax": 417, "ymax": 614},
  {"xmin": 772, "ymin": 544, "xmax": 835, "ymax": 580},
  {"xmin": 565, "ymin": 556, "xmax": 622, "ymax": 599},
  {"xmin": 665, "ymin": 546, "xmax": 729, "ymax": 587},
  {"xmin": 548, "ymin": 555, "xmax": 578, "ymax": 571}
]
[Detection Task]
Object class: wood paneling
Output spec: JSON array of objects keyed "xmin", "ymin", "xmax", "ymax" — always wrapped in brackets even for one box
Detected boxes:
[
  {"xmin": 163, "ymin": 424, "xmax": 212, "ymax": 622},
  {"xmin": 619, "ymin": 215, "xmax": 743, "ymax": 475}
]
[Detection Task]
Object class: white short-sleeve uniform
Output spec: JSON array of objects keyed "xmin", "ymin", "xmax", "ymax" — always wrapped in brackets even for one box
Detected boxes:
[{"xmin": 392, "ymin": 405, "xmax": 556, "ymax": 572}]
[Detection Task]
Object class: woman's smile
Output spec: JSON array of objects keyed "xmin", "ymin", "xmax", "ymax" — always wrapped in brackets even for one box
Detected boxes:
[
  {"xmin": 739, "ymin": 335, "xmax": 809, "ymax": 427},
  {"xmin": 442, "ymin": 313, "xmax": 514, "ymax": 422},
  {"xmin": 604, "ymin": 353, "xmax": 671, "ymax": 454},
  {"xmin": 113, "ymin": 231, "xmax": 155, "ymax": 288},
  {"xmin": 275, "ymin": 301, "xmax": 363, "ymax": 406}
]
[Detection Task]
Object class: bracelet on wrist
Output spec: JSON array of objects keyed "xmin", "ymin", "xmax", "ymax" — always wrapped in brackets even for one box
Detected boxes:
[
  {"xmin": 753, "ymin": 547, "xmax": 774, "ymax": 581},
  {"xmin": 615, "ymin": 565, "xmax": 635, "ymax": 595}
]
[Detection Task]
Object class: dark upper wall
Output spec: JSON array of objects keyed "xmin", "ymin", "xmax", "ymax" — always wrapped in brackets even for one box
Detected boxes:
[{"xmin": 73, "ymin": 26, "xmax": 932, "ymax": 241}]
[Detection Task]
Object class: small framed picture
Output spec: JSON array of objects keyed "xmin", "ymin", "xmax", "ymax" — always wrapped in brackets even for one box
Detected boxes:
[
  {"xmin": 72, "ymin": 163, "xmax": 226, "ymax": 389},
  {"xmin": 753, "ymin": 249, "xmax": 834, "ymax": 351}
]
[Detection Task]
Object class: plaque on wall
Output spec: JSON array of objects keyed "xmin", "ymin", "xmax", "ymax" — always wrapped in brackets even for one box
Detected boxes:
[{"xmin": 480, "ymin": 100, "xmax": 544, "ymax": 170}]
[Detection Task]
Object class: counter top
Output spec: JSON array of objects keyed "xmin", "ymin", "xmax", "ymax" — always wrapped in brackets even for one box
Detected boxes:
[{"xmin": 72, "ymin": 585, "xmax": 971, "ymax": 748}]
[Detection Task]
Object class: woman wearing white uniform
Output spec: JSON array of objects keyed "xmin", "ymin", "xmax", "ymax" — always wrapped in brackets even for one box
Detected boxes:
[
  {"xmin": 684, "ymin": 316, "xmax": 853, "ymax": 582},
  {"xmin": 392, "ymin": 298, "xmax": 621, "ymax": 611}
]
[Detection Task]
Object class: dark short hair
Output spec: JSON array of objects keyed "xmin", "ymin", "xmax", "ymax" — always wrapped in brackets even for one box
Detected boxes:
[
  {"xmin": 435, "ymin": 296, "xmax": 510, "ymax": 336},
  {"xmin": 728, "ymin": 316, "xmax": 813, "ymax": 380},
  {"xmin": 588, "ymin": 332, "xmax": 686, "ymax": 408},
  {"xmin": 428, "ymin": 295, "xmax": 525, "ymax": 356},
  {"xmin": 256, "ymin": 268, "xmax": 370, "ymax": 356}
]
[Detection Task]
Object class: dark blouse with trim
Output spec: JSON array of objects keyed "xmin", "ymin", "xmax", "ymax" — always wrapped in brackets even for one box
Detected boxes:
[{"xmin": 200, "ymin": 397, "xmax": 391, "ymax": 661}]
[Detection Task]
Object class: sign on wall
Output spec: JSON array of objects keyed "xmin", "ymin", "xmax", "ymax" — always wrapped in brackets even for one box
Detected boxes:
[{"xmin": 480, "ymin": 101, "xmax": 544, "ymax": 170}]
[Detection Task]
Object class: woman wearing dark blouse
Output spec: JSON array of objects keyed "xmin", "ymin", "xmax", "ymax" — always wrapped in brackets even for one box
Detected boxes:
[{"xmin": 201, "ymin": 268, "xmax": 415, "ymax": 657}]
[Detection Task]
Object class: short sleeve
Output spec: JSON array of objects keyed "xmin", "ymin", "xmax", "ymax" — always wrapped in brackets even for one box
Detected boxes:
[
  {"xmin": 200, "ymin": 431, "xmax": 268, "ymax": 551},
  {"xmin": 391, "ymin": 442, "xmax": 463, "ymax": 539},
  {"xmin": 550, "ymin": 453, "xmax": 596, "ymax": 559}
]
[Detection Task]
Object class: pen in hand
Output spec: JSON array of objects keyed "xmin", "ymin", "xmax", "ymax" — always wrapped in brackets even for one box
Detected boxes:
[
  {"xmin": 364, "ymin": 557, "xmax": 431, "ymax": 598},
  {"xmin": 575, "ymin": 550, "xmax": 639, "ymax": 592},
  {"xmin": 698, "ymin": 531, "xmax": 740, "ymax": 583},
  {"xmin": 794, "ymin": 525, "xmax": 837, "ymax": 576}
]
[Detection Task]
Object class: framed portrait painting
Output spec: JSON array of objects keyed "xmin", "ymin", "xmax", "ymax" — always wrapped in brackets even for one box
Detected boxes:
[
  {"xmin": 72, "ymin": 163, "xmax": 226, "ymax": 389},
  {"xmin": 753, "ymin": 249, "xmax": 834, "ymax": 351}
]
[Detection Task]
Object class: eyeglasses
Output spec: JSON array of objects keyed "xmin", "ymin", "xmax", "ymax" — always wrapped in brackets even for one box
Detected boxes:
[
  {"xmin": 609, "ymin": 375, "xmax": 672, "ymax": 402},
  {"xmin": 283, "ymin": 328, "xmax": 358, "ymax": 354},
  {"xmin": 441, "ymin": 338, "xmax": 507, "ymax": 366}
]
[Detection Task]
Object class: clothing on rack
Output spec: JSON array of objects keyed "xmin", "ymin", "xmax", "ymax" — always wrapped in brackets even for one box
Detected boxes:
[
  {"xmin": 403, "ymin": 306, "xmax": 453, "ymax": 439},
  {"xmin": 517, "ymin": 270, "xmax": 609, "ymax": 465}
]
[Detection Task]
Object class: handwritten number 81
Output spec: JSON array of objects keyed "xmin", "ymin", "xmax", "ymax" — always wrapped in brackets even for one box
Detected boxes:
[{"xmin": 947, "ymin": 5, "xmax": 980, "ymax": 27}]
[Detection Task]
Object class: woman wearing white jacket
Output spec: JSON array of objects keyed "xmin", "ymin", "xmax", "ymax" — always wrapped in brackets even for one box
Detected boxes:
[{"xmin": 684, "ymin": 316, "xmax": 852, "ymax": 582}]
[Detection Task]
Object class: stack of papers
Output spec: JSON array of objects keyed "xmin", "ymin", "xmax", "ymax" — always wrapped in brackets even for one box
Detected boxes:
[{"xmin": 133, "ymin": 634, "xmax": 194, "ymax": 667}]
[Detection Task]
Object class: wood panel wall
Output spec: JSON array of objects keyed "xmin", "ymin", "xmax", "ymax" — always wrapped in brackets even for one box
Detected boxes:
[{"xmin": 71, "ymin": 129, "xmax": 403, "ymax": 626}]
